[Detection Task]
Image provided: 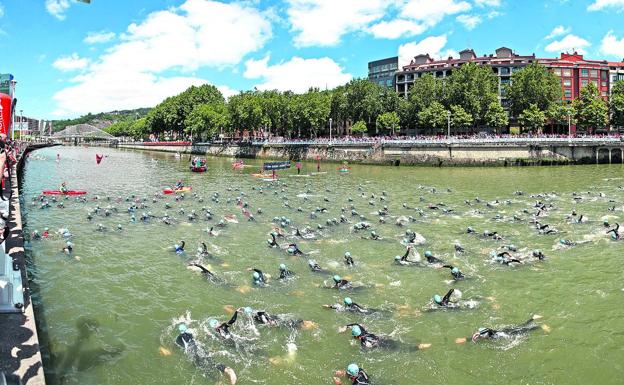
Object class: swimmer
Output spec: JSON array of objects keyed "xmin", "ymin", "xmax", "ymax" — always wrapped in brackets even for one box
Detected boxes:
[
  {"xmin": 175, "ymin": 323, "xmax": 238, "ymax": 384},
  {"xmin": 532, "ymin": 250, "xmax": 546, "ymax": 260},
  {"xmin": 454, "ymin": 243, "xmax": 465, "ymax": 253},
  {"xmin": 442, "ymin": 265, "xmax": 464, "ymax": 280},
  {"xmin": 208, "ymin": 311, "xmax": 238, "ymax": 340},
  {"xmin": 340, "ymin": 324, "xmax": 419, "ymax": 351},
  {"xmin": 490, "ymin": 251, "xmax": 522, "ymax": 265},
  {"xmin": 394, "ymin": 246, "xmax": 419, "ymax": 266},
  {"xmin": 333, "ymin": 363, "xmax": 370, "ymax": 385},
  {"xmin": 279, "ymin": 264, "xmax": 295, "ymax": 280},
  {"xmin": 287, "ymin": 243, "xmax": 304, "ymax": 256},
  {"xmin": 332, "ymin": 275, "xmax": 351, "ymax": 289},
  {"xmin": 344, "ymin": 252, "xmax": 354, "ymax": 266},
  {"xmin": 247, "ymin": 308, "xmax": 310, "ymax": 330},
  {"xmin": 189, "ymin": 263, "xmax": 217, "ymax": 280},
  {"xmin": 31, "ymin": 230, "xmax": 41, "ymax": 240},
  {"xmin": 198, "ymin": 242, "xmax": 211, "ymax": 258},
  {"xmin": 174, "ymin": 241, "xmax": 185, "ymax": 254},
  {"xmin": 62, "ymin": 241, "xmax": 73, "ymax": 254},
  {"xmin": 467, "ymin": 315, "xmax": 543, "ymax": 343},
  {"xmin": 606, "ymin": 223, "xmax": 620, "ymax": 240},
  {"xmin": 323, "ymin": 297, "xmax": 374, "ymax": 314},
  {"xmin": 250, "ymin": 268, "xmax": 266, "ymax": 285},
  {"xmin": 308, "ymin": 259, "xmax": 331, "ymax": 274},
  {"xmin": 432, "ymin": 289, "xmax": 455, "ymax": 307},
  {"xmin": 423, "ymin": 250, "xmax": 443, "ymax": 264}
]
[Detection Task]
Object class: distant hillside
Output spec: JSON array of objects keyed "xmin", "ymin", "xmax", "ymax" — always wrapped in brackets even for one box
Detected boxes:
[{"xmin": 52, "ymin": 108, "xmax": 151, "ymax": 132}]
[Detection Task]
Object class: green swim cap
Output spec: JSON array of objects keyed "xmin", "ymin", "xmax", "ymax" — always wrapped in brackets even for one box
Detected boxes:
[
  {"xmin": 344, "ymin": 297, "xmax": 353, "ymax": 305},
  {"xmin": 344, "ymin": 252, "xmax": 351, "ymax": 258},
  {"xmin": 253, "ymin": 272, "xmax": 260, "ymax": 280},
  {"xmin": 347, "ymin": 364, "xmax": 359, "ymax": 377},
  {"xmin": 394, "ymin": 255, "xmax": 401, "ymax": 261},
  {"xmin": 371, "ymin": 231, "xmax": 377, "ymax": 236},
  {"xmin": 451, "ymin": 267, "xmax": 460, "ymax": 274},
  {"xmin": 559, "ymin": 239, "xmax": 566, "ymax": 244},
  {"xmin": 244, "ymin": 307, "xmax": 252, "ymax": 315},
  {"xmin": 333, "ymin": 275, "xmax": 341, "ymax": 283},
  {"xmin": 178, "ymin": 323, "xmax": 188, "ymax": 333},
  {"xmin": 287, "ymin": 246, "xmax": 295, "ymax": 254},
  {"xmin": 279, "ymin": 264, "xmax": 287, "ymax": 271},
  {"xmin": 489, "ymin": 251, "xmax": 496, "ymax": 257},
  {"xmin": 351, "ymin": 325, "xmax": 362, "ymax": 337},
  {"xmin": 433, "ymin": 294, "xmax": 442, "ymax": 304},
  {"xmin": 209, "ymin": 319, "xmax": 218, "ymax": 328},
  {"xmin": 425, "ymin": 251, "xmax": 433, "ymax": 258}
]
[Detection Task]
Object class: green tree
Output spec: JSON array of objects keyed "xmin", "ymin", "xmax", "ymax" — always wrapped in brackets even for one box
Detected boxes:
[
  {"xmin": 418, "ymin": 101, "xmax": 448, "ymax": 134},
  {"xmin": 446, "ymin": 63, "xmax": 498, "ymax": 126},
  {"xmin": 574, "ymin": 83, "xmax": 608, "ymax": 132},
  {"xmin": 484, "ymin": 101, "xmax": 509, "ymax": 129},
  {"xmin": 546, "ymin": 102, "xmax": 575, "ymax": 133},
  {"xmin": 130, "ymin": 118, "xmax": 148, "ymax": 138},
  {"xmin": 376, "ymin": 111, "xmax": 400, "ymax": 135},
  {"xmin": 350, "ymin": 120, "xmax": 368, "ymax": 135},
  {"xmin": 506, "ymin": 62, "xmax": 562, "ymax": 117},
  {"xmin": 518, "ymin": 103, "xmax": 546, "ymax": 133},
  {"xmin": 610, "ymin": 80, "xmax": 624, "ymax": 128},
  {"xmin": 449, "ymin": 105, "xmax": 473, "ymax": 132},
  {"xmin": 185, "ymin": 103, "xmax": 230, "ymax": 139}
]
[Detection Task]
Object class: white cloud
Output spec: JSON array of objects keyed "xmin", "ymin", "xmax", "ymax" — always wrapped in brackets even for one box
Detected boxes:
[
  {"xmin": 46, "ymin": 0, "xmax": 70, "ymax": 20},
  {"xmin": 0, "ymin": 4, "xmax": 4, "ymax": 18},
  {"xmin": 545, "ymin": 25, "xmax": 570, "ymax": 39},
  {"xmin": 475, "ymin": 0, "xmax": 500, "ymax": 6},
  {"xmin": 369, "ymin": 19, "xmax": 426, "ymax": 39},
  {"xmin": 84, "ymin": 31, "xmax": 116, "ymax": 44},
  {"xmin": 456, "ymin": 14, "xmax": 481, "ymax": 30},
  {"xmin": 217, "ymin": 85, "xmax": 239, "ymax": 99},
  {"xmin": 398, "ymin": 34, "xmax": 458, "ymax": 66},
  {"xmin": 600, "ymin": 31, "xmax": 624, "ymax": 58},
  {"xmin": 286, "ymin": 0, "xmax": 389, "ymax": 47},
  {"xmin": 588, "ymin": 0, "xmax": 624, "ymax": 11},
  {"xmin": 52, "ymin": 0, "xmax": 272, "ymax": 117},
  {"xmin": 52, "ymin": 53, "xmax": 89, "ymax": 72},
  {"xmin": 401, "ymin": 0, "xmax": 471, "ymax": 24},
  {"xmin": 244, "ymin": 56, "xmax": 352, "ymax": 93},
  {"xmin": 544, "ymin": 34, "xmax": 591, "ymax": 55}
]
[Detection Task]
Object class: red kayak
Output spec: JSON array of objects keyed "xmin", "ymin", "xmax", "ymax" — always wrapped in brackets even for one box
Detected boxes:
[
  {"xmin": 189, "ymin": 166, "xmax": 207, "ymax": 173},
  {"xmin": 43, "ymin": 190, "xmax": 88, "ymax": 196},
  {"xmin": 163, "ymin": 187, "xmax": 192, "ymax": 194}
]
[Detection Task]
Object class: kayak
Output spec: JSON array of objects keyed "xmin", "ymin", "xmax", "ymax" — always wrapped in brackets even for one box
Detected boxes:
[
  {"xmin": 43, "ymin": 190, "xmax": 87, "ymax": 196},
  {"xmin": 190, "ymin": 166, "xmax": 207, "ymax": 173},
  {"xmin": 251, "ymin": 173, "xmax": 274, "ymax": 178},
  {"xmin": 163, "ymin": 187, "xmax": 192, "ymax": 194}
]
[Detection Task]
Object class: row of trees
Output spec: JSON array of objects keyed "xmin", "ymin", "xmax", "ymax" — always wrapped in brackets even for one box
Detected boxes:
[{"xmin": 104, "ymin": 63, "xmax": 624, "ymax": 139}]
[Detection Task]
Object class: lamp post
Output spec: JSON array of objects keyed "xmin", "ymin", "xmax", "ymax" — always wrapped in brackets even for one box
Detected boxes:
[
  {"xmin": 20, "ymin": 109, "xmax": 23, "ymax": 139},
  {"xmin": 329, "ymin": 118, "xmax": 333, "ymax": 144},
  {"xmin": 567, "ymin": 111, "xmax": 572, "ymax": 137},
  {"xmin": 447, "ymin": 110, "xmax": 451, "ymax": 138}
]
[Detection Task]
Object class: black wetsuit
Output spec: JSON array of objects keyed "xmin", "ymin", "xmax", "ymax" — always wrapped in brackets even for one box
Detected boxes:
[
  {"xmin": 344, "ymin": 255, "xmax": 354, "ymax": 266},
  {"xmin": 254, "ymin": 311, "xmax": 303, "ymax": 329},
  {"xmin": 349, "ymin": 369, "xmax": 371, "ymax": 385},
  {"xmin": 268, "ymin": 234, "xmax": 278, "ymax": 247},
  {"xmin": 334, "ymin": 279, "xmax": 351, "ymax": 289},
  {"xmin": 443, "ymin": 265, "xmax": 464, "ymax": 279},
  {"xmin": 191, "ymin": 263, "xmax": 216, "ymax": 279},
  {"xmin": 279, "ymin": 268, "xmax": 295, "ymax": 279},
  {"xmin": 176, "ymin": 332, "xmax": 195, "ymax": 350},
  {"xmin": 215, "ymin": 312, "xmax": 238, "ymax": 339},
  {"xmin": 437, "ymin": 289, "xmax": 454, "ymax": 307},
  {"xmin": 288, "ymin": 244, "xmax": 304, "ymax": 255},
  {"xmin": 476, "ymin": 318, "xmax": 539, "ymax": 340}
]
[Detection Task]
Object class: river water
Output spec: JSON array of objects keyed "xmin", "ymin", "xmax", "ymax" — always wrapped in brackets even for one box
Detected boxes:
[{"xmin": 21, "ymin": 146, "xmax": 624, "ymax": 385}]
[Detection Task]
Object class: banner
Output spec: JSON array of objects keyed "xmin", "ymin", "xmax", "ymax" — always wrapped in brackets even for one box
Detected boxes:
[
  {"xmin": 0, "ymin": 93, "xmax": 11, "ymax": 137},
  {"xmin": 263, "ymin": 161, "xmax": 291, "ymax": 171},
  {"xmin": 0, "ymin": 74, "xmax": 13, "ymax": 96}
]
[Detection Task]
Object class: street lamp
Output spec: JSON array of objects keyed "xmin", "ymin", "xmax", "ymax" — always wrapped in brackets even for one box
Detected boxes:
[
  {"xmin": 567, "ymin": 111, "xmax": 572, "ymax": 137},
  {"xmin": 447, "ymin": 110, "xmax": 451, "ymax": 138},
  {"xmin": 329, "ymin": 118, "xmax": 333, "ymax": 143}
]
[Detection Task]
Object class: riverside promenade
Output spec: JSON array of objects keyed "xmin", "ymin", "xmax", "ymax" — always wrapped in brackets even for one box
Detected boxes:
[
  {"xmin": 117, "ymin": 136, "xmax": 624, "ymax": 166},
  {"xmin": 0, "ymin": 143, "xmax": 51, "ymax": 385}
]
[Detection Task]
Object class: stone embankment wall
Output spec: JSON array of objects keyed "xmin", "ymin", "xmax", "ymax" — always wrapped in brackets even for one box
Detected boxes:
[{"xmin": 116, "ymin": 142, "xmax": 619, "ymax": 166}]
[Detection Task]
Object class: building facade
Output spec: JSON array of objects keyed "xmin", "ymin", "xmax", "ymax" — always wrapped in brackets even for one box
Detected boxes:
[{"xmin": 368, "ymin": 57, "xmax": 399, "ymax": 88}]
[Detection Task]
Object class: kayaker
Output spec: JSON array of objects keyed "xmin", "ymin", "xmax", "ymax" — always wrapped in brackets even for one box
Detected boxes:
[
  {"xmin": 175, "ymin": 181, "xmax": 184, "ymax": 190},
  {"xmin": 60, "ymin": 182, "xmax": 68, "ymax": 194}
]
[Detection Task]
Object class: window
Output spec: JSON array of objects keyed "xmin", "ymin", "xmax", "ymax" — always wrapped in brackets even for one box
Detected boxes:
[
  {"xmin": 602, "ymin": 90, "xmax": 608, "ymax": 97},
  {"xmin": 590, "ymin": 69, "xmax": 598, "ymax": 78},
  {"xmin": 564, "ymin": 79, "xmax": 572, "ymax": 87},
  {"xmin": 581, "ymin": 79, "xmax": 588, "ymax": 87},
  {"xmin": 563, "ymin": 68, "xmax": 571, "ymax": 76},
  {"xmin": 591, "ymin": 79, "xmax": 598, "ymax": 86},
  {"xmin": 581, "ymin": 68, "xmax": 589, "ymax": 77},
  {"xmin": 564, "ymin": 89, "xmax": 572, "ymax": 98},
  {"xmin": 601, "ymin": 71, "xmax": 607, "ymax": 81},
  {"xmin": 499, "ymin": 67, "xmax": 510, "ymax": 75},
  {"xmin": 553, "ymin": 68, "xmax": 561, "ymax": 76},
  {"xmin": 386, "ymin": 79, "xmax": 392, "ymax": 87}
]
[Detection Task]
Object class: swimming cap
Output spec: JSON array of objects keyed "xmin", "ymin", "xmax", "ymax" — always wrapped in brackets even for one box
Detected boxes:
[
  {"xmin": 371, "ymin": 231, "xmax": 376, "ymax": 236},
  {"xmin": 267, "ymin": 239, "xmax": 272, "ymax": 245},
  {"xmin": 287, "ymin": 246, "xmax": 295, "ymax": 254},
  {"xmin": 394, "ymin": 255, "xmax": 401, "ymax": 261},
  {"xmin": 178, "ymin": 323, "xmax": 188, "ymax": 333},
  {"xmin": 433, "ymin": 294, "xmax": 442, "ymax": 304},
  {"xmin": 279, "ymin": 264, "xmax": 287, "ymax": 271},
  {"xmin": 532, "ymin": 250, "xmax": 541, "ymax": 256},
  {"xmin": 344, "ymin": 297, "xmax": 353, "ymax": 305},
  {"xmin": 351, "ymin": 325, "xmax": 362, "ymax": 337},
  {"xmin": 478, "ymin": 327, "xmax": 487, "ymax": 334},
  {"xmin": 425, "ymin": 251, "xmax": 433, "ymax": 258},
  {"xmin": 209, "ymin": 319, "xmax": 218, "ymax": 328},
  {"xmin": 253, "ymin": 272, "xmax": 260, "ymax": 280},
  {"xmin": 344, "ymin": 252, "xmax": 351, "ymax": 258},
  {"xmin": 333, "ymin": 275, "xmax": 341, "ymax": 283},
  {"xmin": 347, "ymin": 364, "xmax": 359, "ymax": 377},
  {"xmin": 559, "ymin": 239, "xmax": 566, "ymax": 244},
  {"xmin": 243, "ymin": 307, "xmax": 252, "ymax": 315},
  {"xmin": 451, "ymin": 267, "xmax": 460, "ymax": 274},
  {"xmin": 66, "ymin": 241, "xmax": 73, "ymax": 247},
  {"xmin": 489, "ymin": 251, "xmax": 496, "ymax": 258}
]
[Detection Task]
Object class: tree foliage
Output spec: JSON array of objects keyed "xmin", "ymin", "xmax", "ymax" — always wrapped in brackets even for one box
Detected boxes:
[
  {"xmin": 518, "ymin": 103, "xmax": 546, "ymax": 132},
  {"xmin": 376, "ymin": 112, "xmax": 400, "ymax": 135},
  {"xmin": 449, "ymin": 105, "xmax": 473, "ymax": 131},
  {"xmin": 610, "ymin": 80, "xmax": 624, "ymax": 128},
  {"xmin": 418, "ymin": 101, "xmax": 448, "ymax": 133},
  {"xmin": 484, "ymin": 101, "xmax": 509, "ymax": 128},
  {"xmin": 573, "ymin": 83, "xmax": 609, "ymax": 131},
  {"xmin": 506, "ymin": 62, "xmax": 562, "ymax": 117}
]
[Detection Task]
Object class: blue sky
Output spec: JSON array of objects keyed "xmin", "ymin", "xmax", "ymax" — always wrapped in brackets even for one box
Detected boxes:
[{"xmin": 0, "ymin": 0, "xmax": 623, "ymax": 119}]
